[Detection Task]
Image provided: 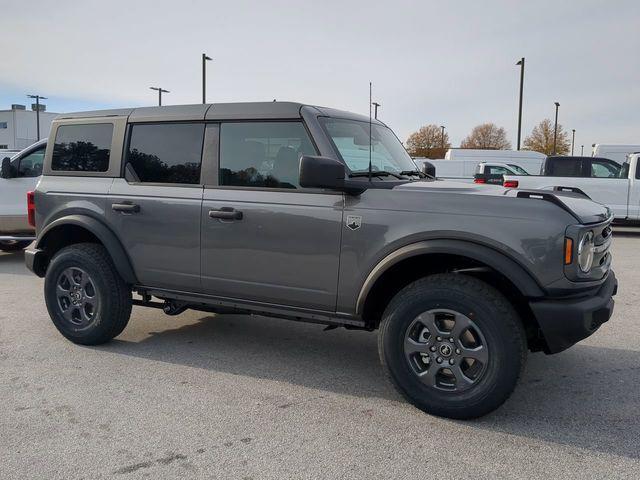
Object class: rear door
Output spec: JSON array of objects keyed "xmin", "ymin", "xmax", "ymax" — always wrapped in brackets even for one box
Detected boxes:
[
  {"xmin": 107, "ymin": 122, "xmax": 205, "ymax": 291},
  {"xmin": 586, "ymin": 157, "xmax": 630, "ymax": 217},
  {"xmin": 200, "ymin": 121, "xmax": 343, "ymax": 311}
]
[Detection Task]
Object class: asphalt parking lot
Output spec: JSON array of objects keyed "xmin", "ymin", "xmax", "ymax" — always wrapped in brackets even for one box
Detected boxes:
[{"xmin": 1, "ymin": 231, "xmax": 640, "ymax": 480}]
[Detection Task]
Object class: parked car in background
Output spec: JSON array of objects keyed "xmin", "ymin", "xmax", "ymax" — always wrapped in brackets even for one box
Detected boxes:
[
  {"xmin": 444, "ymin": 148, "xmax": 545, "ymax": 173},
  {"xmin": 0, "ymin": 139, "xmax": 46, "ymax": 251},
  {"xmin": 503, "ymin": 153, "xmax": 640, "ymax": 221},
  {"xmin": 416, "ymin": 150, "xmax": 544, "ymax": 182},
  {"xmin": 540, "ymin": 155, "xmax": 622, "ymax": 177},
  {"xmin": 24, "ymin": 102, "xmax": 616, "ymax": 419},
  {"xmin": 473, "ymin": 162, "xmax": 530, "ymax": 185},
  {"xmin": 592, "ymin": 144, "xmax": 640, "ymax": 164}
]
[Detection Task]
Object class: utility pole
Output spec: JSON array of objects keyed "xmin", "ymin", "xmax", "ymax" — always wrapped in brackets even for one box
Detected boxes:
[
  {"xmin": 27, "ymin": 94, "xmax": 47, "ymax": 141},
  {"xmin": 571, "ymin": 129, "xmax": 576, "ymax": 156},
  {"xmin": 516, "ymin": 57, "xmax": 525, "ymax": 150},
  {"xmin": 372, "ymin": 102, "xmax": 381, "ymax": 119},
  {"xmin": 202, "ymin": 53, "xmax": 212, "ymax": 104},
  {"xmin": 440, "ymin": 125, "xmax": 446, "ymax": 149},
  {"xmin": 553, "ymin": 102, "xmax": 560, "ymax": 154},
  {"xmin": 149, "ymin": 87, "xmax": 170, "ymax": 106}
]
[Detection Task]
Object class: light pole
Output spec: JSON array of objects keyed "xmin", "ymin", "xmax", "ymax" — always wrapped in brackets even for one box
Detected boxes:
[
  {"xmin": 372, "ymin": 102, "xmax": 380, "ymax": 119},
  {"xmin": 150, "ymin": 87, "xmax": 170, "ymax": 106},
  {"xmin": 571, "ymin": 129, "xmax": 575, "ymax": 156},
  {"xmin": 440, "ymin": 125, "xmax": 445, "ymax": 149},
  {"xmin": 581, "ymin": 145, "xmax": 584, "ymax": 155},
  {"xmin": 202, "ymin": 53, "xmax": 212, "ymax": 104},
  {"xmin": 27, "ymin": 94, "xmax": 47, "ymax": 141},
  {"xmin": 516, "ymin": 57, "xmax": 525, "ymax": 150},
  {"xmin": 553, "ymin": 102, "xmax": 560, "ymax": 154}
]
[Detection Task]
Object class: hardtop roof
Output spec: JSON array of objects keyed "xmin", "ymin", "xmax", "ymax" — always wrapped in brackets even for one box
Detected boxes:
[{"xmin": 55, "ymin": 101, "xmax": 382, "ymax": 124}]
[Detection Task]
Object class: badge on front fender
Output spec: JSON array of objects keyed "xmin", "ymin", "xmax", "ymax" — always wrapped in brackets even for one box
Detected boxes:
[{"xmin": 346, "ymin": 215, "xmax": 362, "ymax": 230}]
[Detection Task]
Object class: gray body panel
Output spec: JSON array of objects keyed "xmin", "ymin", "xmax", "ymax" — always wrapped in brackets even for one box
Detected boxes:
[
  {"xmin": 107, "ymin": 180, "xmax": 203, "ymax": 291},
  {"xmin": 201, "ymin": 188, "xmax": 343, "ymax": 311}
]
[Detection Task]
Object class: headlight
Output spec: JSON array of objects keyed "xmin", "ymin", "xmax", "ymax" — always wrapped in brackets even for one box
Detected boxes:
[{"xmin": 577, "ymin": 231, "xmax": 595, "ymax": 273}]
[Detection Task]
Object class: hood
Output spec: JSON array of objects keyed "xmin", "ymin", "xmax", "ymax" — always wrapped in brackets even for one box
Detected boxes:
[{"xmin": 394, "ymin": 179, "xmax": 611, "ymax": 225}]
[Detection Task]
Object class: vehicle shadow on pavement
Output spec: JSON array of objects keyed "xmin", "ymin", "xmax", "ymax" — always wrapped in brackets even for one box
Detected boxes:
[
  {"xmin": 104, "ymin": 313, "xmax": 640, "ymax": 460},
  {"xmin": 0, "ymin": 251, "xmax": 31, "ymax": 276}
]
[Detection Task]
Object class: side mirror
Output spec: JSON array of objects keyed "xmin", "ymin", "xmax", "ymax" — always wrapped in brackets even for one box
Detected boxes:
[
  {"xmin": 299, "ymin": 156, "xmax": 365, "ymax": 195},
  {"xmin": 421, "ymin": 161, "xmax": 436, "ymax": 177},
  {"xmin": 1, "ymin": 157, "xmax": 12, "ymax": 179}
]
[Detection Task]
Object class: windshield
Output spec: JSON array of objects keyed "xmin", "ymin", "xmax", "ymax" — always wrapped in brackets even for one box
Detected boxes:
[
  {"xmin": 507, "ymin": 164, "xmax": 529, "ymax": 175},
  {"xmin": 320, "ymin": 118, "xmax": 417, "ymax": 174}
]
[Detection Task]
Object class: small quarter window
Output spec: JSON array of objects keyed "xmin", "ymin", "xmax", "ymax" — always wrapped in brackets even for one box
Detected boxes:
[
  {"xmin": 0, "ymin": 122, "xmax": 7, "ymax": 129},
  {"xmin": 126, "ymin": 123, "xmax": 204, "ymax": 184},
  {"xmin": 52, "ymin": 124, "xmax": 113, "ymax": 172}
]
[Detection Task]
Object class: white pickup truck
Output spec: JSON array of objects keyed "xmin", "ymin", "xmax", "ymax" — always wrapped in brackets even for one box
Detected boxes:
[
  {"xmin": 503, "ymin": 154, "xmax": 640, "ymax": 221},
  {"xmin": 0, "ymin": 140, "xmax": 46, "ymax": 251}
]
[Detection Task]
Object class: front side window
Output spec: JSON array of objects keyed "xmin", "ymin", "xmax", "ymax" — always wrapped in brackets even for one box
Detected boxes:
[
  {"xmin": 590, "ymin": 159, "xmax": 621, "ymax": 178},
  {"xmin": 52, "ymin": 124, "xmax": 113, "ymax": 172},
  {"xmin": 126, "ymin": 123, "xmax": 204, "ymax": 184},
  {"xmin": 507, "ymin": 164, "xmax": 529, "ymax": 175},
  {"xmin": 11, "ymin": 146, "xmax": 45, "ymax": 178},
  {"xmin": 320, "ymin": 118, "xmax": 417, "ymax": 174},
  {"xmin": 0, "ymin": 122, "xmax": 7, "ymax": 129},
  {"xmin": 219, "ymin": 122, "xmax": 316, "ymax": 189}
]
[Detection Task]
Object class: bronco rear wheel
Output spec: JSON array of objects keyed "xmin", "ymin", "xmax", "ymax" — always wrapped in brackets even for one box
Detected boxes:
[
  {"xmin": 378, "ymin": 273, "xmax": 526, "ymax": 419},
  {"xmin": 44, "ymin": 243, "xmax": 132, "ymax": 345}
]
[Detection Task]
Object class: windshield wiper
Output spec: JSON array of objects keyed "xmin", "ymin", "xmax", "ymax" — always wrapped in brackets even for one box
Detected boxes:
[
  {"xmin": 349, "ymin": 171, "xmax": 405, "ymax": 180},
  {"xmin": 399, "ymin": 170, "xmax": 426, "ymax": 178}
]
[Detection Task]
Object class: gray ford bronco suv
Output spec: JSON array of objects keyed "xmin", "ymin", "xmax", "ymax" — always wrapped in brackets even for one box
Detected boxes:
[{"xmin": 25, "ymin": 102, "xmax": 617, "ymax": 419}]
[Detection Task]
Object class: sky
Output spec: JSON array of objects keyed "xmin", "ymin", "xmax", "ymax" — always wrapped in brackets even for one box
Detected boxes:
[{"xmin": 2, "ymin": 0, "xmax": 639, "ymax": 152}]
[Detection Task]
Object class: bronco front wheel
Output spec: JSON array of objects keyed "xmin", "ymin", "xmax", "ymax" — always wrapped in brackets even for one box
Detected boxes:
[{"xmin": 378, "ymin": 273, "xmax": 527, "ymax": 419}]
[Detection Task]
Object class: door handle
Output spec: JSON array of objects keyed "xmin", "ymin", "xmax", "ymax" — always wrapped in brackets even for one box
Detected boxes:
[
  {"xmin": 112, "ymin": 203, "xmax": 140, "ymax": 213},
  {"xmin": 209, "ymin": 207, "xmax": 243, "ymax": 220}
]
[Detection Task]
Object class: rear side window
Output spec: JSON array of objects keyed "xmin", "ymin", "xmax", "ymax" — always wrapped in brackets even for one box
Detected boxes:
[
  {"xmin": 219, "ymin": 122, "xmax": 316, "ymax": 189},
  {"xmin": 126, "ymin": 123, "xmax": 204, "ymax": 184},
  {"xmin": 52, "ymin": 124, "xmax": 113, "ymax": 172},
  {"xmin": 548, "ymin": 158, "xmax": 582, "ymax": 177}
]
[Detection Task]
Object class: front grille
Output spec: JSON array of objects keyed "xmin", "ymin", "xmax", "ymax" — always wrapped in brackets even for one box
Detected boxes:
[{"xmin": 592, "ymin": 221, "xmax": 613, "ymax": 276}]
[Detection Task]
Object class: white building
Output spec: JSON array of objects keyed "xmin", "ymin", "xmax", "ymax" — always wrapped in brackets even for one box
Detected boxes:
[{"xmin": 0, "ymin": 104, "xmax": 58, "ymax": 150}]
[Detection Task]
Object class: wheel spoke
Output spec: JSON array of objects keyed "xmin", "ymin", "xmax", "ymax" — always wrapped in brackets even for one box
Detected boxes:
[
  {"xmin": 460, "ymin": 344, "xmax": 488, "ymax": 364},
  {"xmin": 56, "ymin": 284, "xmax": 70, "ymax": 298},
  {"xmin": 450, "ymin": 364, "xmax": 474, "ymax": 386},
  {"xmin": 450, "ymin": 312, "xmax": 472, "ymax": 339},
  {"xmin": 80, "ymin": 306, "xmax": 93, "ymax": 324},
  {"xmin": 404, "ymin": 337, "xmax": 430, "ymax": 355},
  {"xmin": 417, "ymin": 365, "xmax": 440, "ymax": 387},
  {"xmin": 62, "ymin": 306, "xmax": 75, "ymax": 322}
]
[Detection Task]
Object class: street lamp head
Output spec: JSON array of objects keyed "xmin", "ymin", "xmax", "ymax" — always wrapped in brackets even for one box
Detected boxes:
[
  {"xmin": 554, "ymin": 102, "xmax": 560, "ymax": 107},
  {"xmin": 203, "ymin": 54, "xmax": 212, "ymax": 61}
]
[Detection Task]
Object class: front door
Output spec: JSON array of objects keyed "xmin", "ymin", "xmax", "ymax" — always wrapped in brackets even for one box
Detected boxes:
[
  {"xmin": 107, "ymin": 122, "xmax": 205, "ymax": 291},
  {"xmin": 201, "ymin": 121, "xmax": 343, "ymax": 311}
]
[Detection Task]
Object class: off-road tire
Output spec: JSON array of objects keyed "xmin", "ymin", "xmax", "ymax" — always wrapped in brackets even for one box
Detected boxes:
[
  {"xmin": 378, "ymin": 273, "xmax": 527, "ymax": 419},
  {"xmin": 44, "ymin": 243, "xmax": 132, "ymax": 345}
]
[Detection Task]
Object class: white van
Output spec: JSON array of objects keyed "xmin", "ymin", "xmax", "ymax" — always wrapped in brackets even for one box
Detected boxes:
[{"xmin": 591, "ymin": 144, "xmax": 640, "ymax": 164}]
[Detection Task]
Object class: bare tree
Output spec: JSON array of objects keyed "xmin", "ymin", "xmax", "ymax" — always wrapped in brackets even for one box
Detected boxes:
[
  {"xmin": 523, "ymin": 119, "xmax": 571, "ymax": 155},
  {"xmin": 460, "ymin": 123, "xmax": 511, "ymax": 150},
  {"xmin": 406, "ymin": 124, "xmax": 451, "ymax": 159}
]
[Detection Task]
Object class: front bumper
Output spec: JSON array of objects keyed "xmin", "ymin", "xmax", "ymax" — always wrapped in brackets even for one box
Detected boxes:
[{"xmin": 529, "ymin": 271, "xmax": 617, "ymax": 354}]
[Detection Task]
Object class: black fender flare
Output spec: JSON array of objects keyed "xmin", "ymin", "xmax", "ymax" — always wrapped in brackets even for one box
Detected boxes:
[
  {"xmin": 356, "ymin": 239, "xmax": 545, "ymax": 315},
  {"xmin": 36, "ymin": 215, "xmax": 137, "ymax": 284}
]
